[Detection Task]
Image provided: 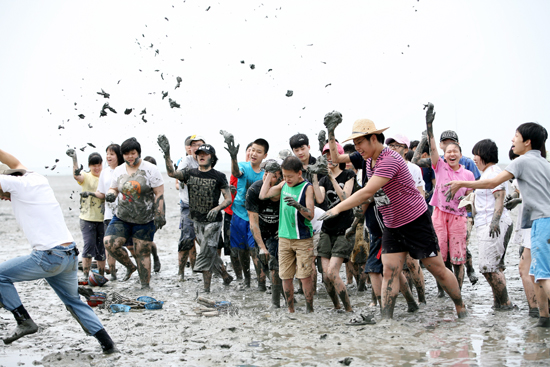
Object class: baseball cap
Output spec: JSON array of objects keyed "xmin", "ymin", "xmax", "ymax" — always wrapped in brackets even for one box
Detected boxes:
[
  {"xmin": 196, "ymin": 144, "xmax": 216, "ymax": 156},
  {"xmin": 385, "ymin": 133, "xmax": 410, "ymax": 148},
  {"xmin": 440, "ymin": 130, "xmax": 459, "ymax": 143},
  {"xmin": 0, "ymin": 163, "xmax": 26, "ymax": 176},
  {"xmin": 289, "ymin": 133, "xmax": 309, "ymax": 149},
  {"xmin": 189, "ymin": 135, "xmax": 206, "ymax": 144}
]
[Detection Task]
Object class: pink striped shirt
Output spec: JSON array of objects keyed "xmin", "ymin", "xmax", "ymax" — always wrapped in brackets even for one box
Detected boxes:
[{"xmin": 366, "ymin": 148, "xmax": 427, "ymax": 228}]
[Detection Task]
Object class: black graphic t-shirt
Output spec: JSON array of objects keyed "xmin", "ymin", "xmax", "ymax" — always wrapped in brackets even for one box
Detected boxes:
[
  {"xmin": 180, "ymin": 168, "xmax": 229, "ymax": 223},
  {"xmin": 245, "ymin": 180, "xmax": 279, "ymax": 240},
  {"xmin": 318, "ymin": 169, "xmax": 356, "ymax": 235}
]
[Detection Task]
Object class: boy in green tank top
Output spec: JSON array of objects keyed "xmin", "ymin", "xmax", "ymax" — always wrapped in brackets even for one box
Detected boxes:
[{"xmin": 260, "ymin": 156, "xmax": 316, "ymax": 313}]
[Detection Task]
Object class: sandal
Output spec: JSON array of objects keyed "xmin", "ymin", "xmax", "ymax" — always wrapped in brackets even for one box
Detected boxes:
[{"xmin": 346, "ymin": 313, "xmax": 376, "ymax": 326}]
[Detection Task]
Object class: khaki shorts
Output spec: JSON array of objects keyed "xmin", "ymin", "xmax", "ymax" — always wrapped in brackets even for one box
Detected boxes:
[
  {"xmin": 278, "ymin": 237, "xmax": 314, "ymax": 280},
  {"xmin": 312, "ymin": 232, "xmax": 320, "ymax": 256}
]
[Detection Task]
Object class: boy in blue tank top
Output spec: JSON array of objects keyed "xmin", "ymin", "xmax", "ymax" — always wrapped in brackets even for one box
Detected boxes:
[{"xmin": 260, "ymin": 156, "xmax": 316, "ymax": 313}]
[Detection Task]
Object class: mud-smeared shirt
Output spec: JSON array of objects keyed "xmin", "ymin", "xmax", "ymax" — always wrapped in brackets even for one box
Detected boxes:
[
  {"xmin": 318, "ymin": 169, "xmax": 356, "ymax": 235},
  {"xmin": 179, "ymin": 168, "xmax": 229, "ymax": 223},
  {"xmin": 429, "ymin": 156, "xmax": 475, "ymax": 216},
  {"xmin": 246, "ymin": 179, "xmax": 279, "ymax": 240},
  {"xmin": 78, "ymin": 171, "xmax": 104, "ymax": 222},
  {"xmin": 366, "ymin": 148, "xmax": 427, "ymax": 228},
  {"xmin": 110, "ymin": 160, "xmax": 164, "ymax": 224},
  {"xmin": 279, "ymin": 181, "xmax": 313, "ymax": 239}
]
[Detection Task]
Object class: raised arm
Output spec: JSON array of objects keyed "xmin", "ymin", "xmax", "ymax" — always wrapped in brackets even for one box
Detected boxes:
[
  {"xmin": 260, "ymin": 173, "xmax": 283, "ymax": 200},
  {"xmin": 330, "ymin": 171, "xmax": 354, "ymax": 202},
  {"xmin": 0, "ymin": 149, "xmax": 26, "ymax": 170},
  {"xmin": 411, "ymin": 133, "xmax": 432, "ymax": 168},
  {"xmin": 66, "ymin": 149, "xmax": 84, "ymax": 183},
  {"xmin": 157, "ymin": 134, "xmax": 185, "ymax": 181},
  {"xmin": 423, "ymin": 103, "xmax": 439, "ymax": 169},
  {"xmin": 324, "ymin": 111, "xmax": 351, "ymax": 164},
  {"xmin": 312, "ymin": 174, "xmax": 326, "ymax": 204}
]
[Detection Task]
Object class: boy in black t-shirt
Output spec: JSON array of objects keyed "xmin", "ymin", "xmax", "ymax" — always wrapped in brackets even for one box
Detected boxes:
[
  {"xmin": 158, "ymin": 135, "xmax": 234, "ymax": 292},
  {"xmin": 247, "ymin": 159, "xmax": 284, "ymax": 308}
]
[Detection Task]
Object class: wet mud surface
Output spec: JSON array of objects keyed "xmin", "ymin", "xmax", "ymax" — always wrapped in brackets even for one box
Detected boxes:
[{"xmin": 0, "ymin": 175, "xmax": 549, "ymax": 366}]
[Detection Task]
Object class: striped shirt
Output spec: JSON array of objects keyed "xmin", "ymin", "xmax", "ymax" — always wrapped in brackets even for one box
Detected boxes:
[{"xmin": 366, "ymin": 148, "xmax": 427, "ymax": 228}]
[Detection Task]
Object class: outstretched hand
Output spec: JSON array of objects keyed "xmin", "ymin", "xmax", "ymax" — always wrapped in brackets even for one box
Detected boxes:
[
  {"xmin": 220, "ymin": 130, "xmax": 239, "ymax": 160},
  {"xmin": 319, "ymin": 209, "xmax": 340, "ymax": 221},
  {"xmin": 423, "ymin": 102, "xmax": 436, "ymax": 125},
  {"xmin": 323, "ymin": 110, "xmax": 343, "ymax": 132},
  {"xmin": 307, "ymin": 155, "xmax": 329, "ymax": 176},
  {"xmin": 157, "ymin": 135, "xmax": 171, "ymax": 156},
  {"xmin": 444, "ymin": 181, "xmax": 462, "ymax": 202}
]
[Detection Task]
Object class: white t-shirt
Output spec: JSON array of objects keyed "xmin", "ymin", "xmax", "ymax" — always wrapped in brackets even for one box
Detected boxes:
[
  {"xmin": 474, "ymin": 165, "xmax": 509, "ymax": 227},
  {"xmin": 311, "ymin": 207, "xmax": 325, "ymax": 234},
  {"xmin": 97, "ymin": 166, "xmax": 120, "ymax": 221},
  {"xmin": 0, "ymin": 172, "xmax": 74, "ymax": 250},
  {"xmin": 177, "ymin": 156, "xmax": 199, "ymax": 204},
  {"xmin": 110, "ymin": 160, "xmax": 164, "ymax": 224},
  {"xmin": 406, "ymin": 161, "xmax": 425, "ymax": 189}
]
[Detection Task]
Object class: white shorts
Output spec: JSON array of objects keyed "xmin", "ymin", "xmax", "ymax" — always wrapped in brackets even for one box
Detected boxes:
[{"xmin": 476, "ymin": 216, "xmax": 512, "ymax": 273}]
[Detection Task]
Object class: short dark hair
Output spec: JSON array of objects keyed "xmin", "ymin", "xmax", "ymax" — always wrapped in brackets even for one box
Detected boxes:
[
  {"xmin": 509, "ymin": 147, "xmax": 519, "ymax": 161},
  {"xmin": 121, "ymin": 137, "xmax": 141, "ymax": 155},
  {"xmin": 253, "ymin": 138, "xmax": 269, "ymax": 154},
  {"xmin": 409, "ymin": 140, "xmax": 419, "ymax": 150},
  {"xmin": 343, "ymin": 143, "xmax": 356, "ymax": 154},
  {"xmin": 281, "ymin": 156, "xmax": 303, "ymax": 173},
  {"xmin": 289, "ymin": 133, "xmax": 309, "ymax": 150},
  {"xmin": 106, "ymin": 144, "xmax": 124, "ymax": 165},
  {"xmin": 143, "ymin": 156, "xmax": 157, "ymax": 165},
  {"xmin": 421, "ymin": 142, "xmax": 430, "ymax": 156},
  {"xmin": 444, "ymin": 141, "xmax": 462, "ymax": 154},
  {"xmin": 405, "ymin": 150, "xmax": 414, "ymax": 162},
  {"xmin": 472, "ymin": 139, "xmax": 498, "ymax": 165},
  {"xmin": 184, "ymin": 136, "xmax": 192, "ymax": 146},
  {"xmin": 517, "ymin": 122, "xmax": 547, "ymax": 157},
  {"xmin": 246, "ymin": 142, "xmax": 253, "ymax": 150},
  {"xmin": 88, "ymin": 152, "xmax": 102, "ymax": 166},
  {"xmin": 365, "ymin": 133, "xmax": 385, "ymax": 144}
]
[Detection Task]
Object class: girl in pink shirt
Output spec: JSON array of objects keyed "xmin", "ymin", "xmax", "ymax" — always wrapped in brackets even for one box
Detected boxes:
[{"xmin": 428, "ymin": 133, "xmax": 475, "ymax": 290}]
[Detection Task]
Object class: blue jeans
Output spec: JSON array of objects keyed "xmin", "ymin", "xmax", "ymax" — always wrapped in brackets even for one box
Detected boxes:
[{"xmin": 0, "ymin": 243, "xmax": 104, "ymax": 335}]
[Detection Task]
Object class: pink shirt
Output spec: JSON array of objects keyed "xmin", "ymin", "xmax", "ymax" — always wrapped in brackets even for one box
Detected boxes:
[
  {"xmin": 366, "ymin": 148, "xmax": 427, "ymax": 228},
  {"xmin": 429, "ymin": 157, "xmax": 475, "ymax": 216}
]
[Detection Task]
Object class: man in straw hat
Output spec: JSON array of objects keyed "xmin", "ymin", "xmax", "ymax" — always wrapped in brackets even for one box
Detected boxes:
[
  {"xmin": 0, "ymin": 149, "xmax": 117, "ymax": 353},
  {"xmin": 320, "ymin": 111, "xmax": 467, "ymax": 319}
]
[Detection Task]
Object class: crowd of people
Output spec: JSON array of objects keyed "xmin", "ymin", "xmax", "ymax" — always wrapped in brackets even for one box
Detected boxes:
[{"xmin": 0, "ymin": 103, "xmax": 549, "ymax": 352}]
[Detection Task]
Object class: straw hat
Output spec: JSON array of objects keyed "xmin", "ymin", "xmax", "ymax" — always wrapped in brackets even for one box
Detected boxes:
[
  {"xmin": 0, "ymin": 163, "xmax": 26, "ymax": 176},
  {"xmin": 342, "ymin": 119, "xmax": 389, "ymax": 143}
]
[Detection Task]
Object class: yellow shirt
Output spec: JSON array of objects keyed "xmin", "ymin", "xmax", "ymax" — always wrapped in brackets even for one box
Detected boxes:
[{"xmin": 78, "ymin": 172, "xmax": 105, "ymax": 222}]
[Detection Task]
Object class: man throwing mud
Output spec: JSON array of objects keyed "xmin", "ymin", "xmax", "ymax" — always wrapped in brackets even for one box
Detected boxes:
[{"xmin": 0, "ymin": 149, "xmax": 117, "ymax": 353}]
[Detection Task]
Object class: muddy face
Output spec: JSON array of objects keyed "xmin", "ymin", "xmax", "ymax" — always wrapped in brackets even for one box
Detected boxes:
[
  {"xmin": 196, "ymin": 151, "xmax": 212, "ymax": 169},
  {"xmin": 123, "ymin": 149, "xmax": 141, "ymax": 167}
]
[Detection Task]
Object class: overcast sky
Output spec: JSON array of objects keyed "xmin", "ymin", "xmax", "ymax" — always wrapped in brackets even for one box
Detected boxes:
[{"xmin": 1, "ymin": 0, "xmax": 549, "ymax": 175}]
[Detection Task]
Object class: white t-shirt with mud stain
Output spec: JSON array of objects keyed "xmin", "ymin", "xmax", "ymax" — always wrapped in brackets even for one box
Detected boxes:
[
  {"xmin": 110, "ymin": 160, "xmax": 164, "ymax": 224},
  {"xmin": 0, "ymin": 172, "xmax": 74, "ymax": 250},
  {"xmin": 97, "ymin": 166, "xmax": 121, "ymax": 221}
]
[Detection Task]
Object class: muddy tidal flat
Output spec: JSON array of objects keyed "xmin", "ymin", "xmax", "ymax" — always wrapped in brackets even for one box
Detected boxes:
[{"xmin": 0, "ymin": 175, "xmax": 549, "ymax": 366}]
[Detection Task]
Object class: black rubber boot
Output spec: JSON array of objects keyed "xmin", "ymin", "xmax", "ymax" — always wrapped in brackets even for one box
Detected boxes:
[{"xmin": 93, "ymin": 328, "xmax": 118, "ymax": 354}]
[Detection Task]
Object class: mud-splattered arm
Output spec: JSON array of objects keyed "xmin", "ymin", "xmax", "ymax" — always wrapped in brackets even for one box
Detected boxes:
[
  {"xmin": 489, "ymin": 190, "xmax": 505, "ymax": 238},
  {"xmin": 345, "ymin": 206, "xmax": 365, "ymax": 241},
  {"xmin": 330, "ymin": 171, "xmax": 354, "ymax": 203},
  {"xmin": 312, "ymin": 174, "xmax": 325, "ymax": 205},
  {"xmin": 207, "ymin": 187, "xmax": 232, "ymax": 222},
  {"xmin": 220, "ymin": 130, "xmax": 242, "ymax": 178},
  {"xmin": 66, "ymin": 148, "xmax": 84, "ymax": 183},
  {"xmin": 153, "ymin": 185, "xmax": 166, "ymax": 230},
  {"xmin": 411, "ymin": 133, "xmax": 431, "ymax": 168},
  {"xmin": 283, "ymin": 185, "xmax": 315, "ymax": 221},
  {"xmin": 504, "ymin": 192, "xmax": 522, "ymax": 211},
  {"xmin": 318, "ymin": 129, "xmax": 327, "ymax": 153},
  {"xmin": 324, "ymin": 111, "xmax": 351, "ymax": 164},
  {"xmin": 259, "ymin": 173, "xmax": 283, "ymax": 200},
  {"xmin": 423, "ymin": 103, "xmax": 439, "ymax": 169},
  {"xmin": 157, "ymin": 134, "xmax": 186, "ymax": 181},
  {"xmin": 248, "ymin": 211, "xmax": 269, "ymax": 254},
  {"xmin": 80, "ymin": 191, "xmax": 103, "ymax": 200}
]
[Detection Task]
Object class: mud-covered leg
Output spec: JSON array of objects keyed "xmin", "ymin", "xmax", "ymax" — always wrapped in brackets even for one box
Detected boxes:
[
  {"xmin": 301, "ymin": 276, "xmax": 315, "ymax": 313},
  {"xmin": 380, "ymin": 253, "xmax": 406, "ymax": 319},
  {"xmin": 321, "ymin": 258, "xmax": 340, "ymax": 309},
  {"xmin": 406, "ymin": 255, "xmax": 426, "ymax": 304},
  {"xmin": 483, "ymin": 271, "xmax": 512, "ymax": 308},
  {"xmin": 189, "ymin": 243, "xmax": 197, "ymax": 270},
  {"xmin": 399, "ymin": 272, "xmax": 419, "ymax": 312},
  {"xmin": 230, "ymin": 247, "xmax": 243, "ymax": 280},
  {"xmin": 82, "ymin": 257, "xmax": 92, "ymax": 280},
  {"xmin": 107, "ymin": 252, "xmax": 117, "ymax": 281},
  {"xmin": 178, "ymin": 249, "xmax": 191, "ymax": 281},
  {"xmin": 453, "ymin": 264, "xmax": 465, "ymax": 290},
  {"xmin": 250, "ymin": 250, "xmax": 266, "ymax": 290},
  {"xmin": 104, "ymin": 236, "xmax": 136, "ymax": 281},
  {"xmin": 134, "ymin": 239, "xmax": 152, "ymax": 289},
  {"xmin": 151, "ymin": 242, "xmax": 161, "ymax": 273},
  {"xmin": 238, "ymin": 249, "xmax": 251, "ymax": 287},
  {"xmin": 271, "ymin": 270, "xmax": 282, "ymax": 308},
  {"xmin": 282, "ymin": 279, "xmax": 295, "ymax": 313}
]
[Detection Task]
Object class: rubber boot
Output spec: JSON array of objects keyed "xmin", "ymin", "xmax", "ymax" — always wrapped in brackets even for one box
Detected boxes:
[{"xmin": 93, "ymin": 328, "xmax": 118, "ymax": 354}]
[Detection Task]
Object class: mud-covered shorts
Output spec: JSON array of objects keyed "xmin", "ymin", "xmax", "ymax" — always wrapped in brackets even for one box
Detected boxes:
[
  {"xmin": 477, "ymin": 216, "xmax": 512, "ymax": 273},
  {"xmin": 81, "ymin": 219, "xmax": 106, "ymax": 261},
  {"xmin": 382, "ymin": 209, "xmax": 440, "ymax": 260},
  {"xmin": 193, "ymin": 221, "xmax": 224, "ymax": 274},
  {"xmin": 178, "ymin": 202, "xmax": 196, "ymax": 252},
  {"xmin": 317, "ymin": 232, "xmax": 353, "ymax": 261},
  {"xmin": 431, "ymin": 207, "xmax": 467, "ymax": 264},
  {"xmin": 104, "ymin": 220, "xmax": 133, "ymax": 248},
  {"xmin": 350, "ymin": 222, "xmax": 369, "ymax": 264},
  {"xmin": 105, "ymin": 215, "xmax": 156, "ymax": 242},
  {"xmin": 279, "ymin": 237, "xmax": 314, "ymax": 280}
]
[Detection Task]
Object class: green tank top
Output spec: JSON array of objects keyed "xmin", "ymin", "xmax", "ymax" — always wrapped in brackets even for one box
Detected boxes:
[{"xmin": 278, "ymin": 181, "xmax": 313, "ymax": 239}]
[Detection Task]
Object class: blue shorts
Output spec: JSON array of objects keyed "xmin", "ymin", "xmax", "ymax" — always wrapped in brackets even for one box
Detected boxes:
[
  {"xmin": 529, "ymin": 217, "xmax": 550, "ymax": 282},
  {"xmin": 105, "ymin": 216, "xmax": 156, "ymax": 242},
  {"xmin": 230, "ymin": 214, "xmax": 255, "ymax": 251},
  {"xmin": 365, "ymin": 233, "xmax": 383, "ymax": 274}
]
